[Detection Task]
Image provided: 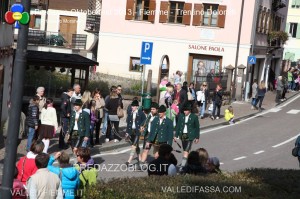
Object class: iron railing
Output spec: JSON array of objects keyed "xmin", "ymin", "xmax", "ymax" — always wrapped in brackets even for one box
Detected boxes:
[{"xmin": 28, "ymin": 29, "xmax": 87, "ymax": 49}]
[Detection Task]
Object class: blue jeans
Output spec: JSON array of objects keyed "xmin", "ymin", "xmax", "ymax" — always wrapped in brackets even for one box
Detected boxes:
[
  {"xmin": 212, "ymin": 101, "xmax": 221, "ymax": 118},
  {"xmin": 255, "ymin": 96, "xmax": 264, "ymax": 108},
  {"xmin": 27, "ymin": 127, "xmax": 35, "ymax": 151},
  {"xmin": 102, "ymin": 112, "xmax": 108, "ymax": 134},
  {"xmin": 199, "ymin": 101, "xmax": 206, "ymax": 117},
  {"xmin": 251, "ymin": 98, "xmax": 257, "ymax": 106}
]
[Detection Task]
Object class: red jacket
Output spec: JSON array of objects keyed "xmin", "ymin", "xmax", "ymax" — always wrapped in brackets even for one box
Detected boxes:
[{"xmin": 16, "ymin": 152, "xmax": 38, "ymax": 185}]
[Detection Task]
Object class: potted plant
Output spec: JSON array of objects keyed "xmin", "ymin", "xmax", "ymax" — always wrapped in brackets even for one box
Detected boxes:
[{"xmin": 268, "ymin": 31, "xmax": 288, "ymax": 46}]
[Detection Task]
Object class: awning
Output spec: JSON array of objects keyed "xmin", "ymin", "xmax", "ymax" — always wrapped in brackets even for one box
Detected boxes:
[{"xmin": 26, "ymin": 50, "xmax": 98, "ymax": 69}]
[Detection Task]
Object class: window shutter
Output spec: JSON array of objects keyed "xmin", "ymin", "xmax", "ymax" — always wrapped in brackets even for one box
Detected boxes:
[
  {"xmin": 182, "ymin": 3, "xmax": 192, "ymax": 25},
  {"xmin": 296, "ymin": 23, "xmax": 300, "ymax": 39},
  {"xmin": 148, "ymin": 0, "xmax": 156, "ymax": 23},
  {"xmin": 217, "ymin": 5, "xmax": 226, "ymax": 28},
  {"xmin": 192, "ymin": 4, "xmax": 203, "ymax": 26},
  {"xmin": 256, "ymin": 7, "xmax": 262, "ymax": 32},
  {"xmin": 125, "ymin": 0, "xmax": 135, "ymax": 20},
  {"xmin": 159, "ymin": 1, "xmax": 169, "ymax": 23},
  {"xmin": 29, "ymin": 15, "xmax": 35, "ymax": 28}
]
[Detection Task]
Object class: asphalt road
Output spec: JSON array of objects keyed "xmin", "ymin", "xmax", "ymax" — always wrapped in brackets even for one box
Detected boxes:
[{"xmin": 95, "ymin": 95, "xmax": 300, "ymax": 181}]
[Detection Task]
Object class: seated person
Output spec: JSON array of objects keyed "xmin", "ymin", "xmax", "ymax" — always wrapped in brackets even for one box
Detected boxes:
[
  {"xmin": 180, "ymin": 151, "xmax": 206, "ymax": 175},
  {"xmin": 148, "ymin": 144, "xmax": 177, "ymax": 176},
  {"xmin": 206, "ymin": 157, "xmax": 221, "ymax": 173},
  {"xmin": 224, "ymin": 106, "xmax": 235, "ymax": 124},
  {"xmin": 48, "ymin": 151, "xmax": 80, "ymax": 199}
]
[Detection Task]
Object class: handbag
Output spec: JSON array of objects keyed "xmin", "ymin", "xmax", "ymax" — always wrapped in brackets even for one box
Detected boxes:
[
  {"xmin": 292, "ymin": 146, "xmax": 300, "ymax": 157},
  {"xmin": 117, "ymin": 98, "xmax": 124, "ymax": 118}
]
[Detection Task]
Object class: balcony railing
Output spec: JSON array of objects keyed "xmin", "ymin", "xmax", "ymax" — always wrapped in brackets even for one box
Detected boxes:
[{"xmin": 28, "ymin": 29, "xmax": 87, "ymax": 49}]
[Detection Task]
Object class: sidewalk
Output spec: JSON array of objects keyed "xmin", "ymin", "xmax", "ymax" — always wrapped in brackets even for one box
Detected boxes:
[{"xmin": 0, "ymin": 90, "xmax": 299, "ymax": 164}]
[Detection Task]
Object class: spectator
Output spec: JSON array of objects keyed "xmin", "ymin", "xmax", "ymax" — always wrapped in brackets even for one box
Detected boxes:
[
  {"xmin": 105, "ymin": 89, "xmax": 123, "ymax": 143},
  {"xmin": 70, "ymin": 84, "xmax": 82, "ymax": 111},
  {"xmin": 251, "ymin": 79, "xmax": 258, "ymax": 110},
  {"xmin": 36, "ymin": 87, "xmax": 46, "ymax": 119},
  {"xmin": 3, "ymin": 112, "xmax": 26, "ymax": 147},
  {"xmin": 211, "ymin": 84, "xmax": 223, "ymax": 120},
  {"xmin": 148, "ymin": 144, "xmax": 177, "ymax": 176},
  {"xmin": 173, "ymin": 71, "xmax": 182, "ymax": 86},
  {"xmin": 196, "ymin": 82, "xmax": 209, "ymax": 119},
  {"xmin": 170, "ymin": 99, "xmax": 179, "ymax": 115},
  {"xmin": 196, "ymin": 148, "xmax": 209, "ymax": 168},
  {"xmin": 59, "ymin": 88, "xmax": 74, "ymax": 149},
  {"xmin": 182, "ymin": 81, "xmax": 188, "ymax": 92},
  {"xmin": 180, "ymin": 151, "xmax": 206, "ymax": 175},
  {"xmin": 276, "ymin": 76, "xmax": 283, "ymax": 103},
  {"xmin": 224, "ymin": 106, "xmax": 235, "ymax": 124},
  {"xmin": 92, "ymin": 89, "xmax": 105, "ymax": 144},
  {"xmin": 48, "ymin": 152, "xmax": 80, "ymax": 199},
  {"xmin": 26, "ymin": 96, "xmax": 40, "ymax": 152},
  {"xmin": 116, "ymin": 85, "xmax": 123, "ymax": 100},
  {"xmin": 74, "ymin": 148, "xmax": 98, "ymax": 194},
  {"xmin": 16, "ymin": 141, "xmax": 45, "ymax": 185},
  {"xmin": 206, "ymin": 157, "xmax": 221, "ymax": 173},
  {"xmin": 102, "ymin": 86, "xmax": 116, "ymax": 141},
  {"xmin": 173, "ymin": 83, "xmax": 188, "ymax": 114},
  {"xmin": 81, "ymin": 90, "xmax": 92, "ymax": 111},
  {"xmin": 39, "ymin": 98, "xmax": 58, "ymax": 153},
  {"xmin": 69, "ymin": 99, "xmax": 90, "ymax": 155},
  {"xmin": 89, "ymin": 100, "xmax": 98, "ymax": 147},
  {"xmin": 27, "ymin": 153, "xmax": 63, "ymax": 199},
  {"xmin": 255, "ymin": 81, "xmax": 267, "ymax": 111}
]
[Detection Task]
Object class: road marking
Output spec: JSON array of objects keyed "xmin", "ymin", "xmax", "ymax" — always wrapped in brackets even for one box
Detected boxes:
[
  {"xmin": 233, "ymin": 156, "xmax": 246, "ymax": 160},
  {"xmin": 92, "ymin": 144, "xmax": 144, "ymax": 157},
  {"xmin": 253, "ymin": 150, "xmax": 264, "ymax": 154},
  {"xmin": 269, "ymin": 108, "xmax": 281, "ymax": 112},
  {"xmin": 272, "ymin": 134, "xmax": 300, "ymax": 148},
  {"xmin": 220, "ymin": 162, "xmax": 224, "ymax": 165},
  {"xmin": 286, "ymin": 109, "xmax": 300, "ymax": 114}
]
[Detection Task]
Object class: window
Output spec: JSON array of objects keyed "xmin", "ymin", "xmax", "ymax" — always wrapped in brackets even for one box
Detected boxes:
[
  {"xmin": 291, "ymin": 0, "xmax": 300, "ymax": 8},
  {"xmin": 125, "ymin": 0, "xmax": 156, "ymax": 23},
  {"xmin": 129, "ymin": 57, "xmax": 143, "ymax": 72},
  {"xmin": 29, "ymin": 15, "xmax": 41, "ymax": 29},
  {"xmin": 289, "ymin": 23, "xmax": 298, "ymax": 38},
  {"xmin": 135, "ymin": 0, "xmax": 150, "ymax": 21},
  {"xmin": 203, "ymin": 4, "xmax": 218, "ymax": 26},
  {"xmin": 168, "ymin": 1, "xmax": 184, "ymax": 23}
]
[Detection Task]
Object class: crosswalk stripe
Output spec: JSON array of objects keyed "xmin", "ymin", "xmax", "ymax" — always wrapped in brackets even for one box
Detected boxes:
[{"xmin": 286, "ymin": 109, "xmax": 300, "ymax": 114}]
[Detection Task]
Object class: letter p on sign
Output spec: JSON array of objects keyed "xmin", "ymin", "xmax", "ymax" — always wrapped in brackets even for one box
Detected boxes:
[{"xmin": 140, "ymin": 41, "xmax": 153, "ymax": 65}]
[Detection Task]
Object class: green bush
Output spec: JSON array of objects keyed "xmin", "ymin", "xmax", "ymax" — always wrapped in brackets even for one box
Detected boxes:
[{"xmin": 85, "ymin": 168, "xmax": 300, "ymax": 199}]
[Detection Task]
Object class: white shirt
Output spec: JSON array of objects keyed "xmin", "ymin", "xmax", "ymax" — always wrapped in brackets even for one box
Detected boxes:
[
  {"xmin": 159, "ymin": 116, "xmax": 166, "ymax": 125},
  {"xmin": 41, "ymin": 107, "xmax": 58, "ymax": 130},
  {"xmin": 183, "ymin": 114, "xmax": 190, "ymax": 134},
  {"xmin": 132, "ymin": 110, "xmax": 137, "ymax": 129},
  {"xmin": 148, "ymin": 114, "xmax": 156, "ymax": 132},
  {"xmin": 73, "ymin": 109, "xmax": 82, "ymax": 131}
]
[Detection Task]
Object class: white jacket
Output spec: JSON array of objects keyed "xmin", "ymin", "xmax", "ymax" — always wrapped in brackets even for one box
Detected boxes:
[
  {"xmin": 41, "ymin": 107, "xmax": 58, "ymax": 130},
  {"xmin": 196, "ymin": 90, "xmax": 205, "ymax": 103}
]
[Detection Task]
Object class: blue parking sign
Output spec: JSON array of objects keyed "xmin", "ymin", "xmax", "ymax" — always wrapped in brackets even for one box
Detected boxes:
[{"xmin": 140, "ymin": 42, "xmax": 153, "ymax": 65}]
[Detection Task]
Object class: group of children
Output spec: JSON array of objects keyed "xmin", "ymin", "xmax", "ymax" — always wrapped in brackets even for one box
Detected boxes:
[{"xmin": 11, "ymin": 140, "xmax": 97, "ymax": 199}]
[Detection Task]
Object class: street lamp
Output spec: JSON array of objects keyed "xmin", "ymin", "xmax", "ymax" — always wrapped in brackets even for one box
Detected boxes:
[{"xmin": 232, "ymin": 0, "xmax": 245, "ymax": 101}]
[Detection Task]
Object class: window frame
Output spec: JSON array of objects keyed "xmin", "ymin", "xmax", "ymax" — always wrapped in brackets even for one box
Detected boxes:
[
  {"xmin": 134, "ymin": 0, "xmax": 150, "ymax": 21},
  {"xmin": 168, "ymin": 1, "xmax": 185, "ymax": 24},
  {"xmin": 129, "ymin": 57, "xmax": 143, "ymax": 72},
  {"xmin": 29, "ymin": 14, "xmax": 41, "ymax": 29},
  {"xmin": 289, "ymin": 23, "xmax": 298, "ymax": 38},
  {"xmin": 202, "ymin": 4, "xmax": 219, "ymax": 27}
]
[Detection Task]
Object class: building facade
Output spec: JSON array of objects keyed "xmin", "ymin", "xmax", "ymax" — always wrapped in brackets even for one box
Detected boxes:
[
  {"xmin": 97, "ymin": 0, "xmax": 288, "ymax": 100},
  {"xmin": 284, "ymin": 0, "xmax": 300, "ymax": 66}
]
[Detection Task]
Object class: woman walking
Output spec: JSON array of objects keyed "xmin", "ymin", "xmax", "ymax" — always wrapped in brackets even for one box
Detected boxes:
[
  {"xmin": 39, "ymin": 98, "xmax": 58, "ymax": 153},
  {"xmin": 255, "ymin": 81, "xmax": 267, "ymax": 111}
]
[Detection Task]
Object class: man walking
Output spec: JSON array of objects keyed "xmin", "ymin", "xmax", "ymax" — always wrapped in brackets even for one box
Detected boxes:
[
  {"xmin": 69, "ymin": 99, "xmax": 90, "ymax": 154},
  {"xmin": 175, "ymin": 103, "xmax": 200, "ymax": 169},
  {"xmin": 59, "ymin": 88, "xmax": 74, "ymax": 149},
  {"xmin": 146, "ymin": 105, "xmax": 173, "ymax": 159}
]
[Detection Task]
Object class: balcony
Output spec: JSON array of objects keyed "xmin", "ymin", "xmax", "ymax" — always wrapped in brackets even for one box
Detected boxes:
[
  {"xmin": 267, "ymin": 31, "xmax": 288, "ymax": 47},
  {"xmin": 28, "ymin": 29, "xmax": 87, "ymax": 49},
  {"xmin": 272, "ymin": 0, "xmax": 287, "ymax": 12}
]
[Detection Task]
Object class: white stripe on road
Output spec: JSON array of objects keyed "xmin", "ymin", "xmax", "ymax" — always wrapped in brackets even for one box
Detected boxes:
[
  {"xmin": 268, "ymin": 108, "xmax": 281, "ymax": 112},
  {"xmin": 272, "ymin": 134, "xmax": 300, "ymax": 148},
  {"xmin": 220, "ymin": 162, "xmax": 224, "ymax": 165},
  {"xmin": 253, "ymin": 150, "xmax": 264, "ymax": 155},
  {"xmin": 286, "ymin": 109, "xmax": 300, "ymax": 114},
  {"xmin": 92, "ymin": 144, "xmax": 144, "ymax": 157},
  {"xmin": 233, "ymin": 156, "xmax": 246, "ymax": 160}
]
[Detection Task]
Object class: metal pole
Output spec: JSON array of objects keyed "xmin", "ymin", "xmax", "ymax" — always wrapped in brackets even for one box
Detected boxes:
[
  {"xmin": 245, "ymin": 0, "xmax": 260, "ymax": 101},
  {"xmin": 232, "ymin": 0, "xmax": 245, "ymax": 100},
  {"xmin": 0, "ymin": 0, "xmax": 31, "ymax": 198},
  {"xmin": 141, "ymin": 65, "xmax": 146, "ymax": 105},
  {"xmin": 45, "ymin": 0, "xmax": 49, "ymax": 32}
]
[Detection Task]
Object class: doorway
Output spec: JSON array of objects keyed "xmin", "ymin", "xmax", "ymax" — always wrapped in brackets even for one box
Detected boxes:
[{"xmin": 59, "ymin": 16, "xmax": 78, "ymax": 46}]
